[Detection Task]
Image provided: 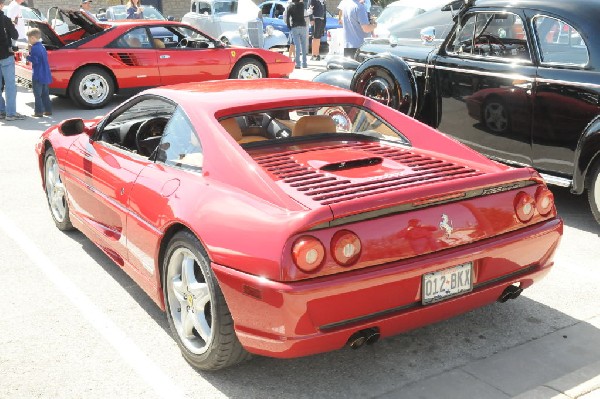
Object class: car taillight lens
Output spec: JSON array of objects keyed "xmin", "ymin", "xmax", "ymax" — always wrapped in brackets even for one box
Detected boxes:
[
  {"xmin": 330, "ymin": 230, "xmax": 361, "ymax": 266},
  {"xmin": 535, "ymin": 186, "xmax": 554, "ymax": 216},
  {"xmin": 514, "ymin": 191, "xmax": 536, "ymax": 222},
  {"xmin": 292, "ymin": 236, "xmax": 325, "ymax": 273}
]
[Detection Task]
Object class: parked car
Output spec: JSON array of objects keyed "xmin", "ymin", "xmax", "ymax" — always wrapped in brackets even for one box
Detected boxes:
[
  {"xmin": 182, "ymin": 0, "xmax": 288, "ymax": 51},
  {"xmin": 258, "ymin": 0, "xmax": 341, "ymax": 44},
  {"xmin": 315, "ymin": 0, "xmax": 600, "ymax": 225},
  {"xmin": 14, "ymin": 10, "xmax": 294, "ymax": 109},
  {"xmin": 38, "ymin": 78, "xmax": 562, "ymax": 370},
  {"xmin": 96, "ymin": 5, "xmax": 174, "ymax": 22},
  {"xmin": 327, "ymin": 0, "xmax": 449, "ymax": 57}
]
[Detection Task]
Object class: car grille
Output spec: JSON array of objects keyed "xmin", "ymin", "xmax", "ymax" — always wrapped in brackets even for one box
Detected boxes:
[
  {"xmin": 247, "ymin": 20, "xmax": 264, "ymax": 48},
  {"xmin": 253, "ymin": 142, "xmax": 484, "ymax": 205}
]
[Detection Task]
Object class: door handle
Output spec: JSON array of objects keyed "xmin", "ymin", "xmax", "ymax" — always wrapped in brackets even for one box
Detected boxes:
[{"xmin": 160, "ymin": 55, "xmax": 170, "ymax": 59}]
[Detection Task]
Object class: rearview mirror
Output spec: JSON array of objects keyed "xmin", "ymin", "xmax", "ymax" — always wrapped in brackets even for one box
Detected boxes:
[{"xmin": 58, "ymin": 118, "xmax": 86, "ymax": 136}]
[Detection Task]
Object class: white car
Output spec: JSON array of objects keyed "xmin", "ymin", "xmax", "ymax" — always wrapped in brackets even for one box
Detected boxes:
[
  {"xmin": 327, "ymin": 0, "xmax": 448, "ymax": 58},
  {"xmin": 182, "ymin": 0, "xmax": 288, "ymax": 51}
]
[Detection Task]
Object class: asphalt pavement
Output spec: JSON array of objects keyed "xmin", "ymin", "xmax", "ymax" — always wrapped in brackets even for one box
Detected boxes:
[{"xmin": 0, "ymin": 57, "xmax": 599, "ymax": 399}]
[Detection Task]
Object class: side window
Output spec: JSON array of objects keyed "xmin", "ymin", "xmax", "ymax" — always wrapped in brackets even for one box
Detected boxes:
[
  {"xmin": 447, "ymin": 12, "xmax": 530, "ymax": 61},
  {"xmin": 156, "ymin": 108, "xmax": 203, "ymax": 170},
  {"xmin": 99, "ymin": 97, "xmax": 176, "ymax": 157},
  {"xmin": 261, "ymin": 3, "xmax": 272, "ymax": 17},
  {"xmin": 110, "ymin": 27, "xmax": 150, "ymax": 48},
  {"xmin": 533, "ymin": 16, "xmax": 588, "ymax": 66},
  {"xmin": 274, "ymin": 4, "xmax": 285, "ymax": 18},
  {"xmin": 197, "ymin": 1, "xmax": 212, "ymax": 14}
]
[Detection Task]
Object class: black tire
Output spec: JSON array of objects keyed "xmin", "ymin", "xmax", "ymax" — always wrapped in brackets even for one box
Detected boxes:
[
  {"xmin": 44, "ymin": 147, "xmax": 74, "ymax": 231},
  {"xmin": 588, "ymin": 160, "xmax": 600, "ymax": 225},
  {"xmin": 482, "ymin": 97, "xmax": 510, "ymax": 134},
  {"xmin": 163, "ymin": 231, "xmax": 250, "ymax": 370},
  {"xmin": 69, "ymin": 66, "xmax": 115, "ymax": 109},
  {"xmin": 350, "ymin": 55, "xmax": 417, "ymax": 116},
  {"xmin": 229, "ymin": 58, "xmax": 266, "ymax": 79}
]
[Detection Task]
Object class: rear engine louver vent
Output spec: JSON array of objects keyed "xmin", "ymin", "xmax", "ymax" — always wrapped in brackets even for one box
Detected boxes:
[
  {"xmin": 252, "ymin": 142, "xmax": 483, "ymax": 205},
  {"xmin": 109, "ymin": 52, "xmax": 140, "ymax": 66}
]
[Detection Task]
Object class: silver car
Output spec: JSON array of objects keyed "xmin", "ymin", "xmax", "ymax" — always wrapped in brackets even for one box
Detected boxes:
[{"xmin": 182, "ymin": 0, "xmax": 287, "ymax": 50}]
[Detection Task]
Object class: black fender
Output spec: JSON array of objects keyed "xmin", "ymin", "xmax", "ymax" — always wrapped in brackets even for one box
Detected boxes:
[
  {"xmin": 325, "ymin": 55, "xmax": 361, "ymax": 71},
  {"xmin": 573, "ymin": 115, "xmax": 600, "ymax": 194},
  {"xmin": 313, "ymin": 69, "xmax": 355, "ymax": 91},
  {"xmin": 349, "ymin": 53, "xmax": 418, "ymax": 117}
]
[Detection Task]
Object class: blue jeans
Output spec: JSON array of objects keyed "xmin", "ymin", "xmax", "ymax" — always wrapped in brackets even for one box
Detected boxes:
[
  {"xmin": 32, "ymin": 81, "xmax": 52, "ymax": 114},
  {"xmin": 0, "ymin": 56, "xmax": 17, "ymax": 117},
  {"xmin": 290, "ymin": 26, "xmax": 308, "ymax": 68}
]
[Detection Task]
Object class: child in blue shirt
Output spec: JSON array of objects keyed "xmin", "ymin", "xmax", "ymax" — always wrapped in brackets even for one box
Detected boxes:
[{"xmin": 26, "ymin": 28, "xmax": 52, "ymax": 117}]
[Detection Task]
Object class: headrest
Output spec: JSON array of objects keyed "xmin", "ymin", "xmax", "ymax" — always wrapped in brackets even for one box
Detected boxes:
[
  {"xmin": 292, "ymin": 115, "xmax": 337, "ymax": 137},
  {"xmin": 220, "ymin": 118, "xmax": 242, "ymax": 141}
]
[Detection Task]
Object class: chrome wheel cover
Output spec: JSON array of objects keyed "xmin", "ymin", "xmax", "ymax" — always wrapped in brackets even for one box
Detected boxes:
[
  {"xmin": 78, "ymin": 73, "xmax": 110, "ymax": 105},
  {"xmin": 484, "ymin": 102, "xmax": 508, "ymax": 133},
  {"xmin": 45, "ymin": 155, "xmax": 67, "ymax": 223},
  {"xmin": 166, "ymin": 247, "xmax": 213, "ymax": 355},
  {"xmin": 238, "ymin": 64, "xmax": 262, "ymax": 79},
  {"xmin": 363, "ymin": 76, "xmax": 394, "ymax": 107}
]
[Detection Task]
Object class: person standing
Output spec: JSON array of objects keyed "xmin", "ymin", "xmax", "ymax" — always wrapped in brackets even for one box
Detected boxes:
[
  {"xmin": 26, "ymin": 28, "xmax": 52, "ymax": 117},
  {"xmin": 283, "ymin": 0, "xmax": 295, "ymax": 60},
  {"xmin": 5, "ymin": 0, "xmax": 24, "ymax": 41},
  {"xmin": 339, "ymin": 0, "xmax": 376, "ymax": 58},
  {"xmin": 126, "ymin": 0, "xmax": 144, "ymax": 19},
  {"xmin": 309, "ymin": 0, "xmax": 326, "ymax": 61},
  {"xmin": 80, "ymin": 0, "xmax": 98, "ymax": 21},
  {"xmin": 0, "ymin": 0, "xmax": 24, "ymax": 121},
  {"xmin": 286, "ymin": 0, "xmax": 308, "ymax": 69}
]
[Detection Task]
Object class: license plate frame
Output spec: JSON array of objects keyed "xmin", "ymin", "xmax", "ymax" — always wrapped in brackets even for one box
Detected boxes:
[{"xmin": 422, "ymin": 262, "xmax": 473, "ymax": 305}]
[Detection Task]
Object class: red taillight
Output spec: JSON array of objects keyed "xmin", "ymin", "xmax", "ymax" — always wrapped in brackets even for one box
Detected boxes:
[
  {"xmin": 292, "ymin": 236, "xmax": 325, "ymax": 273},
  {"xmin": 535, "ymin": 186, "xmax": 554, "ymax": 216},
  {"xmin": 330, "ymin": 230, "xmax": 362, "ymax": 266},
  {"xmin": 514, "ymin": 191, "xmax": 536, "ymax": 222}
]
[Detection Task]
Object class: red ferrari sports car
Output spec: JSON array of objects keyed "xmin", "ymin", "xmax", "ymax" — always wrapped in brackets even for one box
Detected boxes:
[
  {"xmin": 15, "ymin": 10, "xmax": 294, "ymax": 109},
  {"xmin": 37, "ymin": 79, "xmax": 562, "ymax": 370}
]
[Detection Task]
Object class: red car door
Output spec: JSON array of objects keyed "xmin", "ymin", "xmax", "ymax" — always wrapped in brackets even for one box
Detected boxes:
[
  {"xmin": 149, "ymin": 26, "xmax": 232, "ymax": 85},
  {"xmin": 110, "ymin": 27, "xmax": 162, "ymax": 89},
  {"xmin": 64, "ymin": 136, "xmax": 148, "ymax": 264}
]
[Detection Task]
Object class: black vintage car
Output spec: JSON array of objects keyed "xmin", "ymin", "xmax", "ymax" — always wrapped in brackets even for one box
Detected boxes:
[{"xmin": 315, "ymin": 0, "xmax": 600, "ymax": 225}]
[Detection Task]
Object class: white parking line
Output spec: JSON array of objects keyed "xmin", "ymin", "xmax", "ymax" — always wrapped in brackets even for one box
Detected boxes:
[{"xmin": 0, "ymin": 210, "xmax": 185, "ymax": 399}]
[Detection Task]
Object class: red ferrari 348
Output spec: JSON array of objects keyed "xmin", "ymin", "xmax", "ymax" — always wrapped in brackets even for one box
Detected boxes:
[
  {"xmin": 15, "ymin": 10, "xmax": 294, "ymax": 109},
  {"xmin": 37, "ymin": 79, "xmax": 562, "ymax": 370}
]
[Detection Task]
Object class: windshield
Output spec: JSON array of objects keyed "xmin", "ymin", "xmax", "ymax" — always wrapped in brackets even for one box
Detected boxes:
[
  {"xmin": 214, "ymin": 1, "xmax": 238, "ymax": 14},
  {"xmin": 109, "ymin": 5, "xmax": 165, "ymax": 20}
]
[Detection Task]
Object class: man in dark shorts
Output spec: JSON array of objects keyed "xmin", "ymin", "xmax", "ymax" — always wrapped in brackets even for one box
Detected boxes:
[{"xmin": 310, "ymin": 0, "xmax": 326, "ymax": 61}]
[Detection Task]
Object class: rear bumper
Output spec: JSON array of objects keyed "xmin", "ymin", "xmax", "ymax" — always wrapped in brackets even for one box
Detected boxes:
[{"xmin": 213, "ymin": 218, "xmax": 562, "ymax": 358}]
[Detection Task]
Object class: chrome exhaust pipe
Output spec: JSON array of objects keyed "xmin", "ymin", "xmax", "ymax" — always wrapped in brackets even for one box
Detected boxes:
[
  {"xmin": 498, "ymin": 285, "xmax": 523, "ymax": 303},
  {"xmin": 347, "ymin": 327, "xmax": 381, "ymax": 349}
]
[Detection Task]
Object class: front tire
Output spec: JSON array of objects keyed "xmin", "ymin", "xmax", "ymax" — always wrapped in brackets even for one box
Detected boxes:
[
  {"xmin": 230, "ymin": 58, "xmax": 266, "ymax": 79},
  {"xmin": 588, "ymin": 160, "xmax": 600, "ymax": 225},
  {"xmin": 69, "ymin": 66, "xmax": 114, "ymax": 109},
  {"xmin": 44, "ymin": 148, "xmax": 73, "ymax": 231},
  {"xmin": 163, "ymin": 231, "xmax": 250, "ymax": 370}
]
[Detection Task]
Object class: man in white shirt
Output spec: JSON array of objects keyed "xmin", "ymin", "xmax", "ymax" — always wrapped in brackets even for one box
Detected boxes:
[
  {"xmin": 5, "ymin": 0, "xmax": 25, "ymax": 40},
  {"xmin": 80, "ymin": 0, "xmax": 98, "ymax": 21}
]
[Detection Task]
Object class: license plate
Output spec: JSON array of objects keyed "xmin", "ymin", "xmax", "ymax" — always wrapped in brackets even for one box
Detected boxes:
[{"xmin": 422, "ymin": 262, "xmax": 473, "ymax": 304}]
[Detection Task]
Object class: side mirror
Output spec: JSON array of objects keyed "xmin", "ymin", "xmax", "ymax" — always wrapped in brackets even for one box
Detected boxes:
[
  {"xmin": 58, "ymin": 118, "xmax": 86, "ymax": 136},
  {"xmin": 277, "ymin": 15, "xmax": 283, "ymax": 20}
]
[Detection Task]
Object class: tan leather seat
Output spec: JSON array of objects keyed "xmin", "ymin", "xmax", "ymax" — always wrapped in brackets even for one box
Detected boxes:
[
  {"xmin": 154, "ymin": 38, "xmax": 165, "ymax": 48},
  {"xmin": 292, "ymin": 115, "xmax": 337, "ymax": 137},
  {"xmin": 220, "ymin": 118, "xmax": 267, "ymax": 144}
]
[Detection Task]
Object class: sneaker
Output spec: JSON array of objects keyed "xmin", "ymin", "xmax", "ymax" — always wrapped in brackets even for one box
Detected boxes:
[
  {"xmin": 43, "ymin": 112, "xmax": 53, "ymax": 116},
  {"xmin": 0, "ymin": 112, "xmax": 5, "ymax": 120},
  {"xmin": 302, "ymin": 64, "xmax": 308, "ymax": 68},
  {"xmin": 6, "ymin": 113, "xmax": 26, "ymax": 121},
  {"xmin": 33, "ymin": 113, "xmax": 43, "ymax": 118},
  {"xmin": 314, "ymin": 55, "xmax": 321, "ymax": 61},
  {"xmin": 295, "ymin": 65, "xmax": 300, "ymax": 69}
]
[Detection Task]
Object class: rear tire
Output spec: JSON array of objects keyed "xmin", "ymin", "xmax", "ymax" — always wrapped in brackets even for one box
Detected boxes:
[
  {"xmin": 44, "ymin": 148, "xmax": 74, "ymax": 231},
  {"xmin": 163, "ymin": 231, "xmax": 250, "ymax": 370},
  {"xmin": 588, "ymin": 160, "xmax": 600, "ymax": 225}
]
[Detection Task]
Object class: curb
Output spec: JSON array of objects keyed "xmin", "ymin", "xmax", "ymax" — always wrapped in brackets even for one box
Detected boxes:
[{"xmin": 514, "ymin": 361, "xmax": 600, "ymax": 399}]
